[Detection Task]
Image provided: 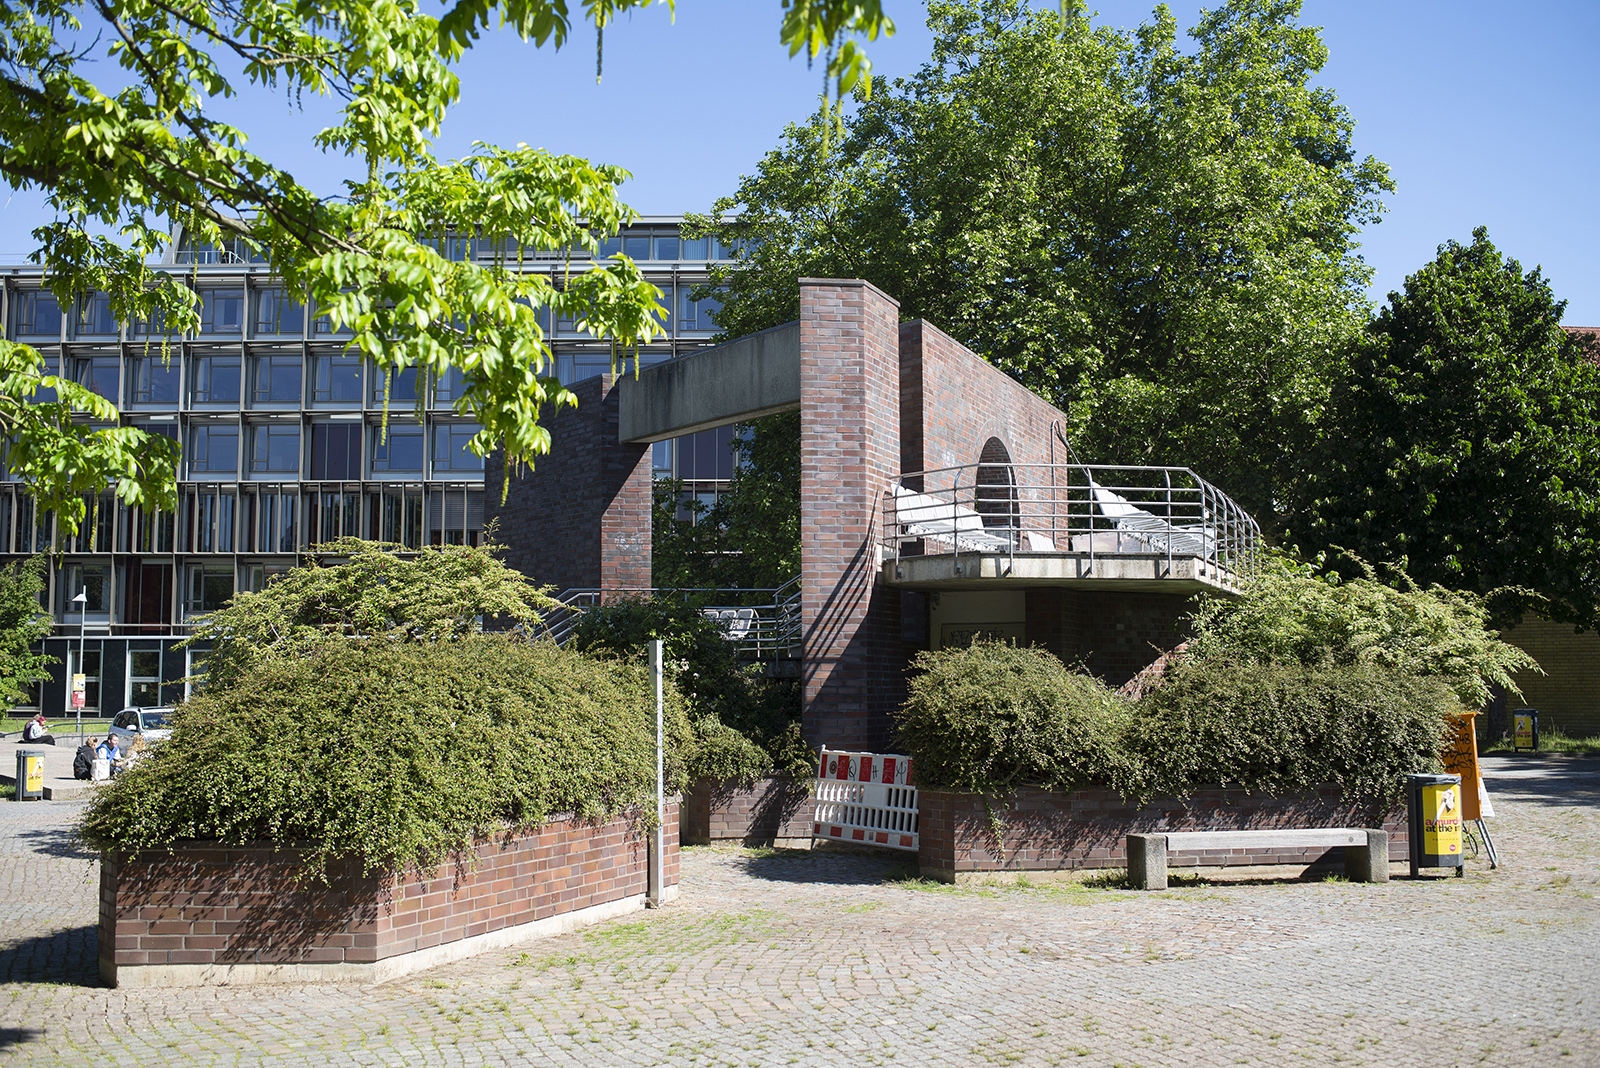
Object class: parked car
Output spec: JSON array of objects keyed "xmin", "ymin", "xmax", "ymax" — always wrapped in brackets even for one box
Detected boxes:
[{"xmin": 108, "ymin": 706, "xmax": 174, "ymax": 744}]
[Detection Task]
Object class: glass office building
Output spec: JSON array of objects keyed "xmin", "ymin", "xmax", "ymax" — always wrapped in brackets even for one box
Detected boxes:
[{"xmin": 1, "ymin": 216, "xmax": 731, "ymax": 713}]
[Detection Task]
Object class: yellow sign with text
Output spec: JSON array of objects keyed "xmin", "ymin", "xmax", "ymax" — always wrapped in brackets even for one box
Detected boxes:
[
  {"xmin": 23, "ymin": 753, "xmax": 43, "ymax": 794},
  {"xmin": 1421, "ymin": 782, "xmax": 1462, "ymax": 857},
  {"xmin": 1514, "ymin": 713, "xmax": 1535, "ymax": 751}
]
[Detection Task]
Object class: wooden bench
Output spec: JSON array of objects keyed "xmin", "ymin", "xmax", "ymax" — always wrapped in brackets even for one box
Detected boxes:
[{"xmin": 1126, "ymin": 828, "xmax": 1389, "ymax": 889}]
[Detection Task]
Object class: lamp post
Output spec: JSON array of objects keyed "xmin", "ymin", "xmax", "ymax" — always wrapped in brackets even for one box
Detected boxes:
[{"xmin": 71, "ymin": 588, "xmax": 86, "ymax": 746}]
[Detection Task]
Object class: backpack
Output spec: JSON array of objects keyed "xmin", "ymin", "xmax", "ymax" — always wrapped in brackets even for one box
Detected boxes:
[{"xmin": 73, "ymin": 744, "xmax": 94, "ymax": 781}]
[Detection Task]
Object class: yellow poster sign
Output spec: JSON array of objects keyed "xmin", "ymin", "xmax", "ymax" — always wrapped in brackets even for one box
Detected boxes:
[
  {"xmin": 1514, "ymin": 713, "xmax": 1535, "ymax": 751},
  {"xmin": 1441, "ymin": 713, "xmax": 1483, "ymax": 822},
  {"xmin": 23, "ymin": 753, "xmax": 43, "ymax": 794},
  {"xmin": 1421, "ymin": 782, "xmax": 1463, "ymax": 857}
]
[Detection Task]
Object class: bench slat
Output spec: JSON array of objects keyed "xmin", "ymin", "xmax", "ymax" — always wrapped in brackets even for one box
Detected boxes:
[{"xmin": 1162, "ymin": 828, "xmax": 1365, "ymax": 851}]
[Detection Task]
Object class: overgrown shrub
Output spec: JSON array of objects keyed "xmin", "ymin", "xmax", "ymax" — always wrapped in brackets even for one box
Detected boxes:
[
  {"xmin": 572, "ymin": 596, "xmax": 809, "ymax": 785},
  {"xmin": 896, "ymin": 641, "xmax": 1132, "ymax": 793},
  {"xmin": 895, "ymin": 640, "xmax": 1456, "ymax": 807},
  {"xmin": 1125, "ymin": 658, "xmax": 1455, "ymax": 805},
  {"xmin": 1188, "ymin": 551, "xmax": 1538, "ymax": 705},
  {"xmin": 79, "ymin": 634, "xmax": 690, "ymax": 880}
]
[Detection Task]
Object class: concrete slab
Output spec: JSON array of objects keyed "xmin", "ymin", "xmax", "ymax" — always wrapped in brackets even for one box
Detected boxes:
[{"xmin": 0, "ymin": 737, "xmax": 109, "ymax": 801}]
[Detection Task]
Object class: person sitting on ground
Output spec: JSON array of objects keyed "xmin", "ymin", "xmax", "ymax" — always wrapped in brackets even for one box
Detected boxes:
[
  {"xmin": 95, "ymin": 734, "xmax": 123, "ymax": 777},
  {"xmin": 21, "ymin": 713, "xmax": 56, "ymax": 745}
]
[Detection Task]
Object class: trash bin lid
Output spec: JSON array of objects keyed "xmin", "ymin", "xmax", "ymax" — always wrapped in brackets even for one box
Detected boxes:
[{"xmin": 1406, "ymin": 772, "xmax": 1462, "ymax": 786}]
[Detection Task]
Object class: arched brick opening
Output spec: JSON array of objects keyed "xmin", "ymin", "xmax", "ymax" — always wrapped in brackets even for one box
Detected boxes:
[{"xmin": 974, "ymin": 436, "xmax": 1018, "ymax": 536}]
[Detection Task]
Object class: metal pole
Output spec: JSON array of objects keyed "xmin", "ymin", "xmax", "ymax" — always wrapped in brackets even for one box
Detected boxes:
[
  {"xmin": 646, "ymin": 638, "xmax": 666, "ymax": 908},
  {"xmin": 76, "ymin": 586, "xmax": 85, "ymax": 746}
]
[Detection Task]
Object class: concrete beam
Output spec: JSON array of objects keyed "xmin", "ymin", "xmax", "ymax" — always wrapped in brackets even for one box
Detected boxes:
[{"xmin": 617, "ymin": 322, "xmax": 801, "ymax": 443}]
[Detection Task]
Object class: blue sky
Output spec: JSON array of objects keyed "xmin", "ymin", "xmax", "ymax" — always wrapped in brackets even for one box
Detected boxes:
[{"xmin": 4, "ymin": 1, "xmax": 1596, "ymax": 323}]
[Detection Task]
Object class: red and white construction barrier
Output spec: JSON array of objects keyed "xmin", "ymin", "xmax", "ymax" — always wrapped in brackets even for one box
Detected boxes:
[{"xmin": 813, "ymin": 750, "xmax": 919, "ymax": 852}]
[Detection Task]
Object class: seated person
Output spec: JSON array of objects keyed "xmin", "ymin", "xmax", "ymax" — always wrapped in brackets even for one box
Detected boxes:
[
  {"xmin": 21, "ymin": 713, "xmax": 55, "ymax": 745},
  {"xmin": 94, "ymin": 734, "xmax": 124, "ymax": 777}
]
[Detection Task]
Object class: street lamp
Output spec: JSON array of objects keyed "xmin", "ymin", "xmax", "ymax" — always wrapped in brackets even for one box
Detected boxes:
[{"xmin": 71, "ymin": 587, "xmax": 86, "ymax": 746}]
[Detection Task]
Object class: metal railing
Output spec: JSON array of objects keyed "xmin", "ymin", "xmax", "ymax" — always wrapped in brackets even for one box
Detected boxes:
[
  {"xmin": 534, "ymin": 576, "xmax": 802, "ymax": 656},
  {"xmin": 883, "ymin": 462, "xmax": 1260, "ymax": 587}
]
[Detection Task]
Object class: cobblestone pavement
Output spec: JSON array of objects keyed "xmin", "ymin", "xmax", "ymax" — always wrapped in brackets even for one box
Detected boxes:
[{"xmin": 1, "ymin": 756, "xmax": 1596, "ymax": 1067}]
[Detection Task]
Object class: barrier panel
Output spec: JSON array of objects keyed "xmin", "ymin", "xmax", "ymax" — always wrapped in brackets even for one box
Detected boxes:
[{"xmin": 813, "ymin": 750, "xmax": 918, "ymax": 852}]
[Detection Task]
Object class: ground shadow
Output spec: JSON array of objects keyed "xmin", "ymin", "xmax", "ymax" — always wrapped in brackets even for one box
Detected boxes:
[
  {"xmin": 0, "ymin": 1028, "xmax": 46, "ymax": 1050},
  {"xmin": 0, "ymin": 925, "xmax": 101, "ymax": 987},
  {"xmin": 12, "ymin": 827, "xmax": 96, "ymax": 860},
  {"xmin": 734, "ymin": 847, "xmax": 904, "ymax": 887}
]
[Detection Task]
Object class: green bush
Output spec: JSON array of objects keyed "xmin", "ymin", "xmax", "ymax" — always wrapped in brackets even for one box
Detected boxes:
[
  {"xmin": 78, "ymin": 634, "xmax": 691, "ymax": 880},
  {"xmin": 894, "ymin": 641, "xmax": 1455, "ymax": 807},
  {"xmin": 1126, "ymin": 658, "xmax": 1455, "ymax": 805},
  {"xmin": 895, "ymin": 641, "xmax": 1131, "ymax": 793},
  {"xmin": 572, "ymin": 596, "xmax": 809, "ymax": 784}
]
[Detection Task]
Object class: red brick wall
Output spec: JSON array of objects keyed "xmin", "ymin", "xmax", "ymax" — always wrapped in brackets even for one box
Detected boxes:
[
  {"xmin": 485, "ymin": 373, "xmax": 652, "ymax": 594},
  {"xmin": 799, "ymin": 279, "xmax": 905, "ymax": 750},
  {"xmin": 918, "ymin": 787, "xmax": 1407, "ymax": 879},
  {"xmin": 100, "ymin": 802, "xmax": 678, "ymax": 980},
  {"xmin": 899, "ymin": 319, "xmax": 1067, "ymax": 481},
  {"xmin": 683, "ymin": 776, "xmax": 816, "ymax": 844}
]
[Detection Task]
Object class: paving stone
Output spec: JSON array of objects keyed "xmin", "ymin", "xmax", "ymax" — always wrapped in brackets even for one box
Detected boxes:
[{"xmin": 0, "ymin": 756, "xmax": 1596, "ymax": 1066}]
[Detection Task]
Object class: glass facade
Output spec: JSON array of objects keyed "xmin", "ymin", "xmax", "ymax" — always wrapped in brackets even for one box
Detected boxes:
[{"xmin": 1, "ymin": 216, "xmax": 736, "ymax": 713}]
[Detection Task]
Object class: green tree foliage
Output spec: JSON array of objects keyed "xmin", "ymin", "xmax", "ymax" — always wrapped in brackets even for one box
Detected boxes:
[
  {"xmin": 0, "ymin": 556, "xmax": 53, "ymax": 707},
  {"xmin": 570, "ymin": 595, "xmax": 809, "ymax": 785},
  {"xmin": 78, "ymin": 634, "xmax": 691, "ymax": 879},
  {"xmin": 0, "ymin": 0, "xmax": 892, "ymax": 534},
  {"xmin": 183, "ymin": 537, "xmax": 559, "ymax": 692},
  {"xmin": 652, "ymin": 411, "xmax": 801, "ymax": 591},
  {"xmin": 1187, "ymin": 550, "xmax": 1538, "ymax": 707},
  {"xmin": 693, "ymin": 0, "xmax": 1390, "ymax": 530},
  {"xmin": 1292, "ymin": 228, "xmax": 1600, "ymax": 631}
]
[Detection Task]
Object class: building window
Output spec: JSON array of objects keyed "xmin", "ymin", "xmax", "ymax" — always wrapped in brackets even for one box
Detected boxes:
[
  {"xmin": 368, "ymin": 486, "xmax": 423, "ymax": 548},
  {"xmin": 70, "ymin": 356, "xmax": 119, "ymax": 403},
  {"xmin": 654, "ymin": 235, "xmax": 679, "ymax": 260},
  {"xmin": 308, "ymin": 489, "xmax": 361, "ymax": 545},
  {"xmin": 680, "ymin": 236, "xmax": 708, "ymax": 260},
  {"xmin": 309, "ymin": 422, "xmax": 361, "ymax": 480},
  {"xmin": 185, "ymin": 487, "xmax": 236, "ymax": 552},
  {"xmin": 121, "ymin": 561, "xmax": 173, "ymax": 629},
  {"xmin": 76, "ymin": 292, "xmax": 119, "ymax": 337},
  {"xmin": 197, "ymin": 288, "xmax": 245, "ymax": 334},
  {"xmin": 127, "ymin": 355, "xmax": 180, "ymax": 404},
  {"xmin": 679, "ymin": 290, "xmax": 723, "ymax": 333},
  {"xmin": 61, "ymin": 563, "xmax": 109, "ymax": 616},
  {"xmin": 653, "ymin": 281, "xmax": 674, "ymax": 334},
  {"xmin": 190, "ymin": 354, "xmax": 241, "ymax": 404},
  {"xmin": 370, "ymin": 363, "xmax": 419, "ymax": 405},
  {"xmin": 424, "ymin": 235, "xmax": 475, "ymax": 261},
  {"xmin": 624, "ymin": 234, "xmax": 650, "ymax": 260},
  {"xmin": 254, "ymin": 288, "xmax": 305, "ymax": 336},
  {"xmin": 66, "ymin": 648, "xmax": 101, "ymax": 712},
  {"xmin": 428, "ymin": 487, "xmax": 484, "ymax": 546},
  {"xmin": 371, "ymin": 423, "xmax": 424, "ymax": 474},
  {"xmin": 239, "ymin": 562, "xmax": 290, "ymax": 594},
  {"xmin": 127, "ymin": 649, "xmax": 163, "ymax": 707},
  {"xmin": 432, "ymin": 423, "xmax": 483, "ymax": 475},
  {"xmin": 131, "ymin": 308, "xmax": 177, "ymax": 337},
  {"xmin": 248, "ymin": 423, "xmax": 301, "ymax": 476},
  {"xmin": 311, "ymin": 354, "xmax": 363, "ymax": 403},
  {"xmin": 11, "ymin": 290, "xmax": 62, "ymax": 338},
  {"xmin": 185, "ymin": 564, "xmax": 234, "ymax": 616},
  {"xmin": 251, "ymin": 354, "xmax": 301, "ymax": 404},
  {"xmin": 188, "ymin": 423, "xmax": 239, "ymax": 477},
  {"xmin": 433, "ymin": 365, "xmax": 467, "ymax": 405},
  {"xmin": 244, "ymin": 487, "xmax": 300, "ymax": 553}
]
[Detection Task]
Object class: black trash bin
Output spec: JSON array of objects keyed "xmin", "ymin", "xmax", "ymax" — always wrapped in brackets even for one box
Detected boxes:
[
  {"xmin": 1513, "ymin": 708, "xmax": 1539, "ymax": 752},
  {"xmin": 13, "ymin": 749, "xmax": 45, "ymax": 801},
  {"xmin": 1406, "ymin": 772, "xmax": 1463, "ymax": 877}
]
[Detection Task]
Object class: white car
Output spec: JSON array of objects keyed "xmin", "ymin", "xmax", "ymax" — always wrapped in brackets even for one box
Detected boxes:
[{"xmin": 109, "ymin": 706, "xmax": 174, "ymax": 744}]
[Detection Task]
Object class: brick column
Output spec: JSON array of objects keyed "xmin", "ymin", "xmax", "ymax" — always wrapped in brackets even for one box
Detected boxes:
[
  {"xmin": 485, "ymin": 373, "xmax": 651, "ymax": 595},
  {"xmin": 799, "ymin": 279, "xmax": 903, "ymax": 749}
]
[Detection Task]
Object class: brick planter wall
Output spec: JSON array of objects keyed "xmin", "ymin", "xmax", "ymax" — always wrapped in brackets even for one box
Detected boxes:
[
  {"xmin": 919, "ymin": 787, "xmax": 1406, "ymax": 883},
  {"xmin": 99, "ymin": 800, "xmax": 679, "ymax": 987},
  {"xmin": 683, "ymin": 776, "xmax": 815, "ymax": 847}
]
